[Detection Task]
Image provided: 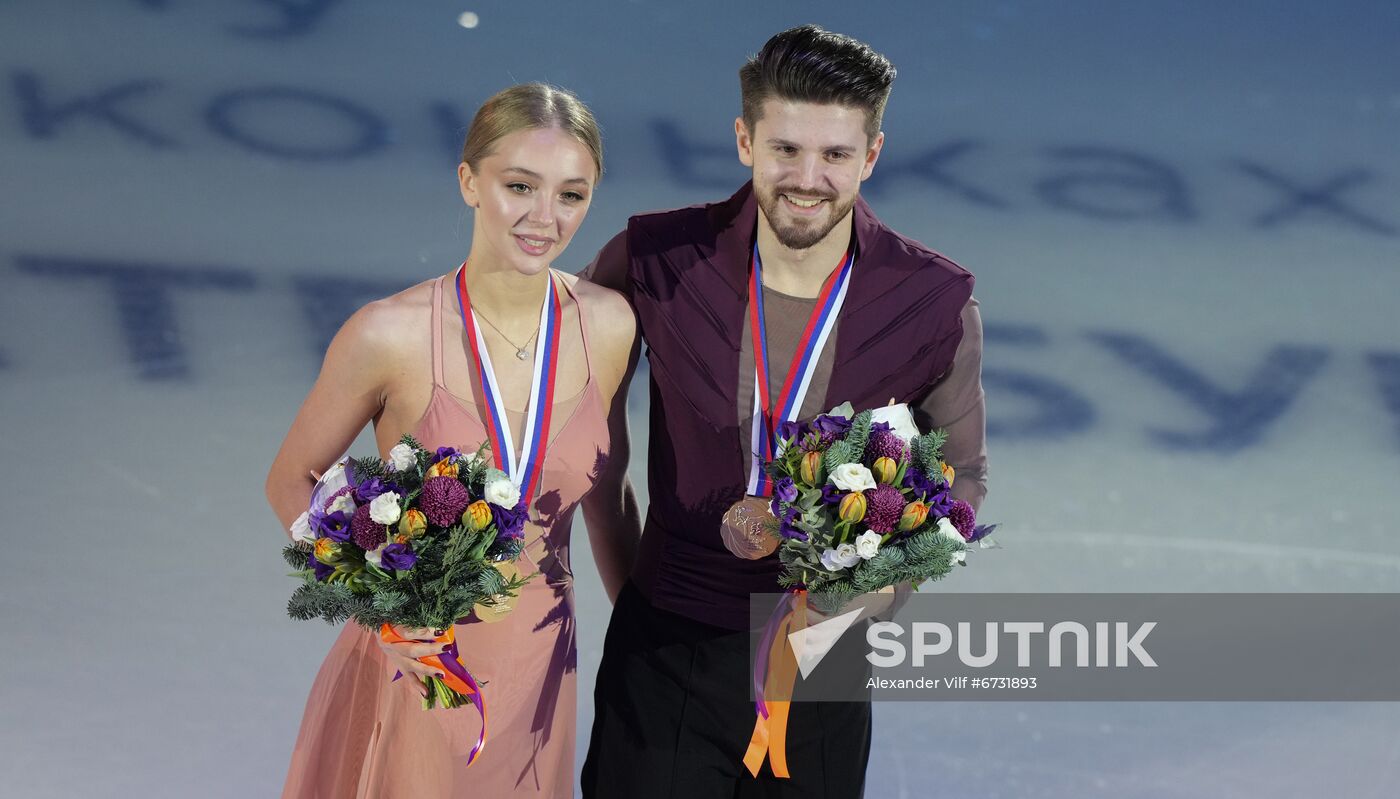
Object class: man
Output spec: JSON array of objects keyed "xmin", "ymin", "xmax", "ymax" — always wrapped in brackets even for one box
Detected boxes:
[{"xmin": 581, "ymin": 25, "xmax": 988, "ymax": 798}]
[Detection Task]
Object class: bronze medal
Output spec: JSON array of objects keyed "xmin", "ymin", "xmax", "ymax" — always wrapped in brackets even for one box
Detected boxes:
[
  {"xmin": 472, "ymin": 560, "xmax": 523, "ymax": 623},
  {"xmin": 720, "ymin": 495, "xmax": 780, "ymax": 560}
]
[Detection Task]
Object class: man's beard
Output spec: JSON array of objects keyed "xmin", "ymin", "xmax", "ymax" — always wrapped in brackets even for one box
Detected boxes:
[{"xmin": 757, "ymin": 186, "xmax": 857, "ymax": 250}]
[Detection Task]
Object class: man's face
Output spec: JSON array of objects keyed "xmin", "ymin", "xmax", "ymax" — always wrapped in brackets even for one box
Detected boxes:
[{"xmin": 737, "ymin": 98, "xmax": 883, "ymax": 250}]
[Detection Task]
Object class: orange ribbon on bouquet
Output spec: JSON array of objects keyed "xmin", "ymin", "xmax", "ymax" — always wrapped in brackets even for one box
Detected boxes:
[
  {"xmin": 380, "ymin": 623, "xmax": 488, "ymax": 766},
  {"xmin": 743, "ymin": 588, "xmax": 807, "ymax": 779}
]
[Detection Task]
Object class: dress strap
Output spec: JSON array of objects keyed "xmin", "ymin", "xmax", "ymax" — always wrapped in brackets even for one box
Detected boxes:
[
  {"xmin": 430, "ymin": 274, "xmax": 446, "ymax": 388},
  {"xmin": 556, "ymin": 270, "xmax": 595, "ymax": 380}
]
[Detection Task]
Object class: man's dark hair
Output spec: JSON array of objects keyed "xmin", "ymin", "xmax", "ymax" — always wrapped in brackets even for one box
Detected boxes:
[{"xmin": 739, "ymin": 25, "xmax": 897, "ymax": 142}]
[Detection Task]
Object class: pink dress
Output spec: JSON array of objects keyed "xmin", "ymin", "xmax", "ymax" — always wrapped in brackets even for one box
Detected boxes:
[{"xmin": 282, "ymin": 274, "xmax": 609, "ymax": 798}]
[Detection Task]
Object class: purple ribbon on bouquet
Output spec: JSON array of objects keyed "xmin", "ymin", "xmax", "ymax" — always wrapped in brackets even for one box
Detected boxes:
[{"xmin": 384, "ymin": 626, "xmax": 488, "ymax": 767}]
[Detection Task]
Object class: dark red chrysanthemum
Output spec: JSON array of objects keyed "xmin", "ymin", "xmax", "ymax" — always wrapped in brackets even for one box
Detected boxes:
[
  {"xmin": 864, "ymin": 484, "xmax": 906, "ymax": 534},
  {"xmin": 948, "ymin": 499, "xmax": 977, "ymax": 540},
  {"xmin": 350, "ymin": 503, "xmax": 387, "ymax": 551},
  {"xmin": 419, "ymin": 476, "xmax": 471, "ymax": 528},
  {"xmin": 867, "ymin": 429, "xmax": 909, "ymax": 463}
]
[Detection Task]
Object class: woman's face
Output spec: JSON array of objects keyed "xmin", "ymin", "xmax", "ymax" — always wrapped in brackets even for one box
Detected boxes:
[{"xmin": 458, "ymin": 126, "xmax": 597, "ymax": 276}]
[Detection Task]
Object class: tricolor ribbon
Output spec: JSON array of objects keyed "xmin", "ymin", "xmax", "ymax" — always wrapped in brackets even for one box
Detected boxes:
[
  {"xmin": 381, "ymin": 624, "xmax": 488, "ymax": 766},
  {"xmin": 746, "ymin": 244, "xmax": 855, "ymax": 496},
  {"xmin": 455, "ymin": 262, "xmax": 562, "ymax": 505},
  {"xmin": 743, "ymin": 588, "xmax": 808, "ymax": 778}
]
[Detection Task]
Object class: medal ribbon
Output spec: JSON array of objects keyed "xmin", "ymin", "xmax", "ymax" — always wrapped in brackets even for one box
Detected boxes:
[
  {"xmin": 743, "ymin": 588, "xmax": 807, "ymax": 778},
  {"xmin": 747, "ymin": 244, "xmax": 855, "ymax": 496},
  {"xmin": 455, "ymin": 263, "xmax": 562, "ymax": 505}
]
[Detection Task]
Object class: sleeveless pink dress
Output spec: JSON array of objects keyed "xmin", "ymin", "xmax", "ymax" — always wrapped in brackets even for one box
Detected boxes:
[{"xmin": 282, "ymin": 274, "xmax": 609, "ymax": 798}]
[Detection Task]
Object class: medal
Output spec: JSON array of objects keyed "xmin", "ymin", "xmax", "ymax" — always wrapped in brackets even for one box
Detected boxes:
[
  {"xmin": 471, "ymin": 560, "xmax": 524, "ymax": 623},
  {"xmin": 720, "ymin": 243, "xmax": 855, "ymax": 555},
  {"xmin": 720, "ymin": 495, "xmax": 781, "ymax": 559}
]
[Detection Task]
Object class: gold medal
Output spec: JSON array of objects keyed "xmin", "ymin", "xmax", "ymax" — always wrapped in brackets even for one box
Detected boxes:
[
  {"xmin": 472, "ymin": 560, "xmax": 523, "ymax": 623},
  {"xmin": 720, "ymin": 495, "xmax": 780, "ymax": 560}
]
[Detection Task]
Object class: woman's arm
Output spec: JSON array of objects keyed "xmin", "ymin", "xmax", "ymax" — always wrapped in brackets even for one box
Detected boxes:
[
  {"xmin": 576, "ymin": 282, "xmax": 643, "ymax": 603},
  {"xmin": 264, "ymin": 300, "xmax": 403, "ymax": 535}
]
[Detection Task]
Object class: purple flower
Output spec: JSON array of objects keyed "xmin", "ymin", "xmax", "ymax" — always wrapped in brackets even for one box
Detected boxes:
[
  {"xmin": 773, "ymin": 476, "xmax": 798, "ymax": 503},
  {"xmin": 769, "ymin": 496, "xmax": 784, "ymax": 517},
  {"xmin": 927, "ymin": 487, "xmax": 954, "ymax": 518},
  {"xmin": 777, "ymin": 505, "xmax": 808, "ymax": 541},
  {"xmin": 308, "ymin": 550, "xmax": 334, "ymax": 581},
  {"xmin": 353, "ymin": 477, "xmax": 398, "ymax": 504},
  {"xmin": 317, "ymin": 510, "xmax": 351, "ymax": 542},
  {"xmin": 813, "ymin": 414, "xmax": 852, "ymax": 438},
  {"xmin": 491, "ymin": 502, "xmax": 528, "ymax": 540},
  {"xmin": 902, "ymin": 467, "xmax": 940, "ymax": 500},
  {"xmin": 820, "ymin": 484, "xmax": 844, "ymax": 505},
  {"xmin": 380, "ymin": 542, "xmax": 418, "ymax": 571},
  {"xmin": 434, "ymin": 446, "xmax": 461, "ymax": 464},
  {"xmin": 870, "ymin": 421, "xmax": 892, "ymax": 434},
  {"xmin": 776, "ymin": 420, "xmax": 805, "ymax": 445}
]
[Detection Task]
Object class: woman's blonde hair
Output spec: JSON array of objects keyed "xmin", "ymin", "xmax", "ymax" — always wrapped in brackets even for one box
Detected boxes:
[{"xmin": 460, "ymin": 83, "xmax": 603, "ymax": 178}]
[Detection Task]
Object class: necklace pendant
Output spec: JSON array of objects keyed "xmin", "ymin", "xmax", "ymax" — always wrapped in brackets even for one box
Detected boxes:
[{"xmin": 516, "ymin": 348, "xmax": 530, "ymax": 360}]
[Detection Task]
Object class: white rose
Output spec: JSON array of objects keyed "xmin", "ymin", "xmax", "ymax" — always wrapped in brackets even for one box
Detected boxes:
[
  {"xmin": 364, "ymin": 544, "xmax": 385, "ymax": 568},
  {"xmin": 854, "ymin": 530, "xmax": 882, "ymax": 560},
  {"xmin": 484, "ymin": 478, "xmax": 521, "ymax": 509},
  {"xmin": 870, "ymin": 403, "xmax": 921, "ymax": 443},
  {"xmin": 829, "ymin": 463, "xmax": 877, "ymax": 492},
  {"xmin": 820, "ymin": 543, "xmax": 862, "ymax": 572},
  {"xmin": 369, "ymin": 491, "xmax": 402, "ymax": 525},
  {"xmin": 289, "ymin": 511, "xmax": 314, "ymax": 543},
  {"xmin": 327, "ymin": 493, "xmax": 356, "ymax": 517},
  {"xmin": 936, "ymin": 517, "xmax": 966, "ymax": 543},
  {"xmin": 388, "ymin": 443, "xmax": 416, "ymax": 472}
]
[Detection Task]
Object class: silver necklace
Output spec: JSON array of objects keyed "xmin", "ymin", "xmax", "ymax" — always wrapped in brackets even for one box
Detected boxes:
[{"xmin": 472, "ymin": 308, "xmax": 538, "ymax": 360}]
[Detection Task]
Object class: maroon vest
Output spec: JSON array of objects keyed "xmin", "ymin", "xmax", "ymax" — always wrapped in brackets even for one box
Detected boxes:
[{"xmin": 626, "ymin": 182, "xmax": 973, "ymax": 629}]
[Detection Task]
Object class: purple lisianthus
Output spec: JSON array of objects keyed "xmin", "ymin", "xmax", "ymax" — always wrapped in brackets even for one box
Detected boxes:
[
  {"xmin": 902, "ymin": 467, "xmax": 941, "ymax": 501},
  {"xmin": 773, "ymin": 476, "xmax": 798, "ymax": 503},
  {"xmin": 491, "ymin": 502, "xmax": 528, "ymax": 540},
  {"xmin": 317, "ymin": 510, "xmax": 352, "ymax": 542},
  {"xmin": 380, "ymin": 542, "xmax": 418, "ymax": 571},
  {"xmin": 777, "ymin": 505, "xmax": 808, "ymax": 541},
  {"xmin": 434, "ymin": 446, "xmax": 461, "ymax": 464},
  {"xmin": 353, "ymin": 477, "xmax": 398, "ymax": 504},
  {"xmin": 926, "ymin": 487, "xmax": 955, "ymax": 518},
  {"xmin": 870, "ymin": 420, "xmax": 892, "ymax": 434},
  {"xmin": 776, "ymin": 420, "xmax": 805, "ymax": 445},
  {"xmin": 813, "ymin": 414, "xmax": 852, "ymax": 439},
  {"xmin": 820, "ymin": 484, "xmax": 843, "ymax": 505},
  {"xmin": 308, "ymin": 550, "xmax": 334, "ymax": 582}
]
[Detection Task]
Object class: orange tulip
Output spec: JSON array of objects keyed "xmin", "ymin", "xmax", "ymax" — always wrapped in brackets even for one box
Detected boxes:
[
  {"xmin": 800, "ymin": 451, "xmax": 824, "ymax": 485},
  {"xmin": 898, "ymin": 501, "xmax": 930, "ymax": 532},
  {"xmin": 872, "ymin": 456, "xmax": 898, "ymax": 485},
  {"xmin": 838, "ymin": 492, "xmax": 868, "ymax": 524},
  {"xmin": 463, "ymin": 500, "xmax": 493, "ymax": 532}
]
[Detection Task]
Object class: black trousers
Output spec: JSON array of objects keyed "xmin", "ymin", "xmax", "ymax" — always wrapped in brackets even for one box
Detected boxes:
[{"xmin": 581, "ymin": 580, "xmax": 871, "ymax": 798}]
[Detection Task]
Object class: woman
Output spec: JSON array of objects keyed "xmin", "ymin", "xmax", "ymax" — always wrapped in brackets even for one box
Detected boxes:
[{"xmin": 267, "ymin": 83, "xmax": 640, "ymax": 798}]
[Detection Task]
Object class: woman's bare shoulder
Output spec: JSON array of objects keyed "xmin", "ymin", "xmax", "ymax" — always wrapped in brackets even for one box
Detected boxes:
[
  {"xmin": 327, "ymin": 276, "xmax": 439, "ymax": 367},
  {"xmin": 562, "ymin": 270, "xmax": 635, "ymax": 353}
]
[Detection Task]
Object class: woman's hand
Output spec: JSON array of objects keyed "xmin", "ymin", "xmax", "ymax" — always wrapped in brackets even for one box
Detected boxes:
[{"xmin": 376, "ymin": 626, "xmax": 451, "ymax": 699}]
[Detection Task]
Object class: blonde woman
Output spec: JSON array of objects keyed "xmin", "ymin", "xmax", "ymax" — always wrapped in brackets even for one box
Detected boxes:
[{"xmin": 268, "ymin": 83, "xmax": 640, "ymax": 797}]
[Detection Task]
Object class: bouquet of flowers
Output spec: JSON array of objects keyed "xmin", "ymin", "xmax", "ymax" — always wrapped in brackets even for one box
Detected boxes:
[
  {"xmin": 763, "ymin": 402, "xmax": 995, "ymax": 608},
  {"xmin": 282, "ymin": 435, "xmax": 531, "ymax": 720}
]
